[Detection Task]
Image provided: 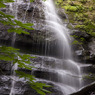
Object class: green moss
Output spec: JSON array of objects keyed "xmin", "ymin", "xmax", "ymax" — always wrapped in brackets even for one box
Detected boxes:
[
  {"xmin": 89, "ymin": 31, "xmax": 95, "ymax": 36},
  {"xmin": 64, "ymin": 5, "xmax": 78, "ymax": 12},
  {"xmin": 55, "ymin": 0, "xmax": 95, "ymax": 37},
  {"xmin": 63, "ymin": 4, "xmax": 84, "ymax": 12},
  {"xmin": 67, "ymin": 24, "xmax": 73, "ymax": 29}
]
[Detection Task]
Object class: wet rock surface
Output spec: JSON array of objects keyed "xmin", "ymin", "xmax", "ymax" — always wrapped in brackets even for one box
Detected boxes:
[
  {"xmin": 0, "ymin": 0, "xmax": 46, "ymax": 42},
  {"xmin": 0, "ymin": 76, "xmax": 11, "ymax": 95},
  {"xmin": 71, "ymin": 30, "xmax": 95, "ymax": 64},
  {"xmin": 0, "ymin": 55, "xmax": 64, "ymax": 95},
  {"xmin": 0, "ymin": 61, "xmax": 11, "ymax": 71},
  {"xmin": 71, "ymin": 31, "xmax": 95, "ymax": 95},
  {"xmin": 0, "ymin": 75, "xmax": 63, "ymax": 95},
  {"xmin": 70, "ymin": 82, "xmax": 95, "ymax": 95}
]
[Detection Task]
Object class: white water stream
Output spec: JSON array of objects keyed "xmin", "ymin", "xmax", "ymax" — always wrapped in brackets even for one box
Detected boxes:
[{"xmin": 42, "ymin": 0, "xmax": 82, "ymax": 94}]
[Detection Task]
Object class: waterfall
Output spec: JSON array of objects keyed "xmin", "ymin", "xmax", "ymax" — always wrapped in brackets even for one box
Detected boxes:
[
  {"xmin": 5, "ymin": 0, "xmax": 90, "ymax": 95},
  {"xmin": 43, "ymin": 0, "xmax": 71, "ymax": 59},
  {"xmin": 42, "ymin": 0, "xmax": 82, "ymax": 94}
]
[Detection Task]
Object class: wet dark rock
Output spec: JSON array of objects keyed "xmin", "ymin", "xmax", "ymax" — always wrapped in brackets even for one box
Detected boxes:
[
  {"xmin": 71, "ymin": 31, "xmax": 90, "ymax": 40},
  {"xmin": 17, "ymin": 3, "xmax": 45, "ymax": 23},
  {"xmin": 30, "ymin": 55, "xmax": 62, "ymax": 68},
  {"xmin": 88, "ymin": 38, "xmax": 95, "ymax": 57},
  {"xmin": 71, "ymin": 30, "xmax": 90, "ymax": 51},
  {"xmin": 0, "ymin": 76, "xmax": 11, "ymax": 94},
  {"xmin": 33, "ymin": 69, "xmax": 60, "ymax": 82},
  {"xmin": 27, "ymin": 7, "xmax": 34, "ymax": 12},
  {"xmin": 0, "ymin": 75, "xmax": 63, "ymax": 95},
  {"xmin": 74, "ymin": 49, "xmax": 92, "ymax": 63},
  {"xmin": 0, "ymin": 0, "xmax": 46, "ymax": 41},
  {"xmin": 81, "ymin": 38, "xmax": 95, "ymax": 64},
  {"xmin": 57, "ymin": 8, "xmax": 67, "ymax": 20},
  {"xmin": 70, "ymin": 82, "xmax": 95, "ymax": 95},
  {"xmin": 71, "ymin": 30, "xmax": 95, "ymax": 64},
  {"xmin": 0, "ymin": 61, "xmax": 11, "ymax": 71},
  {"xmin": 24, "ymin": 81, "xmax": 63, "ymax": 95}
]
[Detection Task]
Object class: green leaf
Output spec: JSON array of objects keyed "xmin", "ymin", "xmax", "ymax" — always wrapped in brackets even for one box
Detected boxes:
[
  {"xmin": 14, "ymin": 20, "xmax": 34, "ymax": 30},
  {"xmin": 16, "ymin": 71, "xmax": 36, "ymax": 81},
  {"xmin": 0, "ymin": 55, "xmax": 13, "ymax": 61},
  {"xmin": 3, "ymin": 0, "xmax": 14, "ymax": 3},
  {"xmin": 0, "ymin": 2, "xmax": 6, "ymax": 8},
  {"xmin": 0, "ymin": 46, "xmax": 19, "ymax": 52},
  {"xmin": 41, "ymin": 89, "xmax": 51, "ymax": 93},
  {"xmin": 8, "ymin": 28, "xmax": 30, "ymax": 34},
  {"xmin": 18, "ymin": 61, "xmax": 33, "ymax": 70},
  {"xmin": 30, "ymin": 0, "xmax": 34, "ymax": 2}
]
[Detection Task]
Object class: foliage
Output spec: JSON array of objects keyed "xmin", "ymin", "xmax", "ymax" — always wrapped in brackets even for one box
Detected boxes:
[
  {"xmin": 83, "ymin": 73, "xmax": 95, "ymax": 80},
  {"xmin": 55, "ymin": 0, "xmax": 95, "ymax": 37},
  {"xmin": 54, "ymin": 0, "xmax": 95, "ymax": 47},
  {"xmin": 64, "ymin": 5, "xmax": 78, "ymax": 12},
  {"xmin": 71, "ymin": 34, "xmax": 85, "ymax": 45},
  {"xmin": 0, "ymin": 0, "xmax": 51, "ymax": 95}
]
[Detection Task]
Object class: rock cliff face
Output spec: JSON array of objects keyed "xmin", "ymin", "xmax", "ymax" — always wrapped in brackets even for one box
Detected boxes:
[
  {"xmin": 0, "ymin": 55, "xmax": 64, "ymax": 95},
  {"xmin": 0, "ymin": 0, "xmax": 95, "ymax": 62},
  {"xmin": 0, "ymin": 0, "xmax": 46, "ymax": 44},
  {"xmin": 0, "ymin": 0, "xmax": 62, "ymax": 57},
  {"xmin": 71, "ymin": 30, "xmax": 95, "ymax": 64}
]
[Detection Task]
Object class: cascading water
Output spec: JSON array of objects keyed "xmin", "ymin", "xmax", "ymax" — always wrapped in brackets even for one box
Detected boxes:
[
  {"xmin": 2, "ymin": 0, "xmax": 91, "ymax": 95},
  {"xmin": 43, "ymin": 0, "xmax": 71, "ymax": 59},
  {"xmin": 42, "ymin": 0, "xmax": 82, "ymax": 94}
]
